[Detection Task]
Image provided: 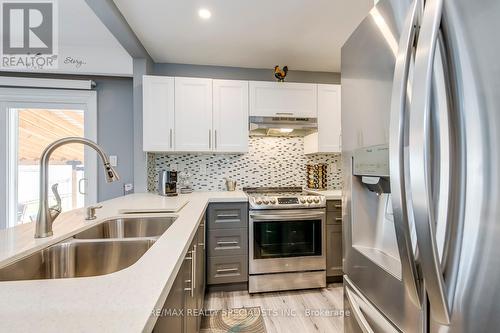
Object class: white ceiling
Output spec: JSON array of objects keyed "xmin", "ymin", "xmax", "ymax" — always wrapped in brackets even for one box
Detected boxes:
[{"xmin": 113, "ymin": 0, "xmax": 373, "ymax": 72}]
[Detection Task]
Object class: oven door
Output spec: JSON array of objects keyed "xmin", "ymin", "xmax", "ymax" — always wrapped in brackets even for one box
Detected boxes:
[{"xmin": 249, "ymin": 209, "xmax": 326, "ymax": 274}]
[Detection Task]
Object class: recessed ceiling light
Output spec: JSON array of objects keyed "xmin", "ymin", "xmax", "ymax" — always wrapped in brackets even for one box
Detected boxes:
[
  {"xmin": 198, "ymin": 8, "xmax": 212, "ymax": 20},
  {"xmin": 279, "ymin": 128, "xmax": 294, "ymax": 133}
]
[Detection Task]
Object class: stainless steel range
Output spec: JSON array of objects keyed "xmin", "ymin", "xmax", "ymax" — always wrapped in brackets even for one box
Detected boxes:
[{"xmin": 244, "ymin": 187, "xmax": 326, "ymax": 293}]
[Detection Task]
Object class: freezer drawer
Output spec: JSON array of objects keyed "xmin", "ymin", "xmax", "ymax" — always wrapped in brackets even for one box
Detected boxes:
[{"xmin": 344, "ymin": 276, "xmax": 400, "ymax": 333}]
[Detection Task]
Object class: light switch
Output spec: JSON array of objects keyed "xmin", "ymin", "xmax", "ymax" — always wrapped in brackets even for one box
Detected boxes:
[
  {"xmin": 123, "ymin": 183, "xmax": 134, "ymax": 195},
  {"xmin": 109, "ymin": 155, "xmax": 118, "ymax": 167}
]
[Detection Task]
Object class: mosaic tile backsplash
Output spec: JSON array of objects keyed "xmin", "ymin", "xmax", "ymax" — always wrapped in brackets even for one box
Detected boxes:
[{"xmin": 147, "ymin": 137, "xmax": 342, "ymax": 192}]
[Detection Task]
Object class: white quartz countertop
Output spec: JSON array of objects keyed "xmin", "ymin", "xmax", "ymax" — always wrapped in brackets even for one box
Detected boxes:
[
  {"xmin": 305, "ymin": 189, "xmax": 342, "ymax": 200},
  {"xmin": 0, "ymin": 191, "xmax": 247, "ymax": 333}
]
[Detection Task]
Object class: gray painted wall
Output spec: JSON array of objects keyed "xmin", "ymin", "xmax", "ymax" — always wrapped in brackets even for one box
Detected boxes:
[
  {"xmin": 154, "ymin": 63, "xmax": 341, "ymax": 84},
  {"xmin": 132, "ymin": 58, "xmax": 154, "ymax": 192},
  {"xmin": 94, "ymin": 77, "xmax": 134, "ymax": 201}
]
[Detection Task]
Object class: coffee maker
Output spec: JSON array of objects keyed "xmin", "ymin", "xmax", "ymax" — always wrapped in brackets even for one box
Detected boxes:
[{"xmin": 158, "ymin": 170, "xmax": 178, "ymax": 196}]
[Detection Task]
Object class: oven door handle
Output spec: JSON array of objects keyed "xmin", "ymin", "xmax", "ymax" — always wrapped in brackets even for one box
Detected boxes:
[{"xmin": 250, "ymin": 212, "xmax": 325, "ymax": 221}]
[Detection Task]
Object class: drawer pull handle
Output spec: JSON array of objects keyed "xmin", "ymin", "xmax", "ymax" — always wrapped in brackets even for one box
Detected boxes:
[
  {"xmin": 217, "ymin": 215, "xmax": 240, "ymax": 219},
  {"xmin": 184, "ymin": 279, "xmax": 192, "ymax": 293},
  {"xmin": 217, "ymin": 241, "xmax": 239, "ymax": 246},
  {"xmin": 216, "ymin": 268, "xmax": 239, "ymax": 273},
  {"xmin": 184, "ymin": 249, "xmax": 193, "ymax": 261},
  {"xmin": 335, "ymin": 205, "xmax": 341, "ymax": 208},
  {"xmin": 335, "ymin": 217, "xmax": 342, "ymax": 221}
]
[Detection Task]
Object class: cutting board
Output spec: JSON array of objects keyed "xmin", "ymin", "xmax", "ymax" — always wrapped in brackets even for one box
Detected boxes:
[{"xmin": 117, "ymin": 196, "xmax": 189, "ymax": 214}]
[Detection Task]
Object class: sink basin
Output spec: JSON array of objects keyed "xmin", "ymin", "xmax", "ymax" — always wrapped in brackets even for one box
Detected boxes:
[
  {"xmin": 0, "ymin": 238, "xmax": 156, "ymax": 282},
  {"xmin": 74, "ymin": 216, "xmax": 176, "ymax": 239}
]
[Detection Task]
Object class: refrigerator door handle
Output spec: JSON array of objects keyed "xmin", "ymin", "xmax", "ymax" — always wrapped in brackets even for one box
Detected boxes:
[
  {"xmin": 389, "ymin": 0, "xmax": 422, "ymax": 309},
  {"xmin": 345, "ymin": 276, "xmax": 400, "ymax": 333},
  {"xmin": 409, "ymin": 0, "xmax": 451, "ymax": 324},
  {"xmin": 345, "ymin": 286, "xmax": 374, "ymax": 333}
]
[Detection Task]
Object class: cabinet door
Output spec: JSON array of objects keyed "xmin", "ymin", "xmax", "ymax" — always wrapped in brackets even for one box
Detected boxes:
[
  {"xmin": 318, "ymin": 84, "xmax": 341, "ymax": 153},
  {"xmin": 304, "ymin": 84, "xmax": 341, "ymax": 154},
  {"xmin": 249, "ymin": 81, "xmax": 317, "ymax": 118},
  {"xmin": 195, "ymin": 221, "xmax": 206, "ymax": 331},
  {"xmin": 184, "ymin": 244, "xmax": 198, "ymax": 333},
  {"xmin": 153, "ymin": 256, "xmax": 186, "ymax": 332},
  {"xmin": 143, "ymin": 75, "xmax": 175, "ymax": 152},
  {"xmin": 326, "ymin": 223, "xmax": 343, "ymax": 277},
  {"xmin": 213, "ymin": 80, "xmax": 249, "ymax": 153},
  {"xmin": 175, "ymin": 77, "xmax": 213, "ymax": 152}
]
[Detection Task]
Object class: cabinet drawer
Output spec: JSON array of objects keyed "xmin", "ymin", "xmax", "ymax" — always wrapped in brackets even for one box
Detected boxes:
[
  {"xmin": 207, "ymin": 255, "xmax": 248, "ymax": 285},
  {"xmin": 207, "ymin": 203, "xmax": 248, "ymax": 229},
  {"xmin": 208, "ymin": 228, "xmax": 248, "ymax": 257},
  {"xmin": 326, "ymin": 209, "xmax": 342, "ymax": 225},
  {"xmin": 326, "ymin": 200, "xmax": 342, "ymax": 212}
]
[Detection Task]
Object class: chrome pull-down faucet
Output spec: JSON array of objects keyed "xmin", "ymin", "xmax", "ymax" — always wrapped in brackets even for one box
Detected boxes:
[{"xmin": 35, "ymin": 137, "xmax": 120, "ymax": 238}]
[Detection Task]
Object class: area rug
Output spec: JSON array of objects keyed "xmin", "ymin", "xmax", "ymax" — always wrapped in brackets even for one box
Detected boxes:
[{"xmin": 200, "ymin": 306, "xmax": 267, "ymax": 333}]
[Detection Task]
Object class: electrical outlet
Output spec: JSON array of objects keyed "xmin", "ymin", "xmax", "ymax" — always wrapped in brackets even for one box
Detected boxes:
[
  {"xmin": 109, "ymin": 155, "xmax": 118, "ymax": 167},
  {"xmin": 330, "ymin": 163, "xmax": 338, "ymax": 173},
  {"xmin": 123, "ymin": 183, "xmax": 134, "ymax": 195},
  {"xmin": 170, "ymin": 163, "xmax": 178, "ymax": 171}
]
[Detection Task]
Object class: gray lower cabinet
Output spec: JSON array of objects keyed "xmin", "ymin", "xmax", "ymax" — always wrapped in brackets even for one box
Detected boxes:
[
  {"xmin": 206, "ymin": 202, "xmax": 248, "ymax": 288},
  {"xmin": 207, "ymin": 228, "xmax": 247, "ymax": 257},
  {"xmin": 207, "ymin": 255, "xmax": 248, "ymax": 284},
  {"xmin": 153, "ymin": 220, "xmax": 206, "ymax": 333},
  {"xmin": 153, "ymin": 258, "xmax": 186, "ymax": 332},
  {"xmin": 326, "ymin": 200, "xmax": 343, "ymax": 277},
  {"xmin": 207, "ymin": 203, "xmax": 248, "ymax": 229},
  {"xmin": 195, "ymin": 220, "xmax": 206, "ymax": 330}
]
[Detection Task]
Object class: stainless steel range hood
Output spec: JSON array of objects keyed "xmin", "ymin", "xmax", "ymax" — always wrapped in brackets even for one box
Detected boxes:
[{"xmin": 249, "ymin": 116, "xmax": 318, "ymax": 137}]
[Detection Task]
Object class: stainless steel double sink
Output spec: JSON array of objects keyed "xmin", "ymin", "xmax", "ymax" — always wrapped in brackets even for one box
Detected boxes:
[{"xmin": 0, "ymin": 216, "xmax": 176, "ymax": 282}]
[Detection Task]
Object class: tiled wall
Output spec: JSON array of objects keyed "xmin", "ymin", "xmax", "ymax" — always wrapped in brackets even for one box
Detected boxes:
[{"xmin": 147, "ymin": 137, "xmax": 342, "ymax": 192}]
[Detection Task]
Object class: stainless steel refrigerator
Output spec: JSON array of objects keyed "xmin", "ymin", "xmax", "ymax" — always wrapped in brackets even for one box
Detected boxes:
[{"xmin": 341, "ymin": 0, "xmax": 500, "ymax": 331}]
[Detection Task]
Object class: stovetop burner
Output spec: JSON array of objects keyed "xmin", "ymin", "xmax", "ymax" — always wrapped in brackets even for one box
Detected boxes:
[{"xmin": 244, "ymin": 187, "xmax": 326, "ymax": 210}]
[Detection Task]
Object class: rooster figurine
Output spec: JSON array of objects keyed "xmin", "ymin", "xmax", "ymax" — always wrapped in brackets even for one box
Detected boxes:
[{"xmin": 274, "ymin": 65, "xmax": 288, "ymax": 82}]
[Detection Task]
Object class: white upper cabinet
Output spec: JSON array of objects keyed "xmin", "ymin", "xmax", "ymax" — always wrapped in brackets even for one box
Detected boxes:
[
  {"xmin": 143, "ymin": 75, "xmax": 175, "ymax": 152},
  {"xmin": 174, "ymin": 77, "xmax": 213, "ymax": 152},
  {"xmin": 249, "ymin": 81, "xmax": 317, "ymax": 118},
  {"xmin": 213, "ymin": 80, "xmax": 249, "ymax": 153},
  {"xmin": 304, "ymin": 84, "xmax": 342, "ymax": 154}
]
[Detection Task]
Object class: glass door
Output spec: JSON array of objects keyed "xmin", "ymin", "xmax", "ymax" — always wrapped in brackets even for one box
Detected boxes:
[
  {"xmin": 0, "ymin": 88, "xmax": 97, "ymax": 229},
  {"xmin": 253, "ymin": 219, "xmax": 322, "ymax": 259},
  {"xmin": 14, "ymin": 108, "xmax": 86, "ymax": 224}
]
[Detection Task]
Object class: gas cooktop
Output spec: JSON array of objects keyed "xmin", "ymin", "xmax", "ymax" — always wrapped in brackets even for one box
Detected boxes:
[{"xmin": 244, "ymin": 187, "xmax": 326, "ymax": 210}]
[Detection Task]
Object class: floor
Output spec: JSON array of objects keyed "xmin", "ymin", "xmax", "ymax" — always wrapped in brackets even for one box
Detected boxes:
[{"xmin": 202, "ymin": 283, "xmax": 344, "ymax": 333}]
